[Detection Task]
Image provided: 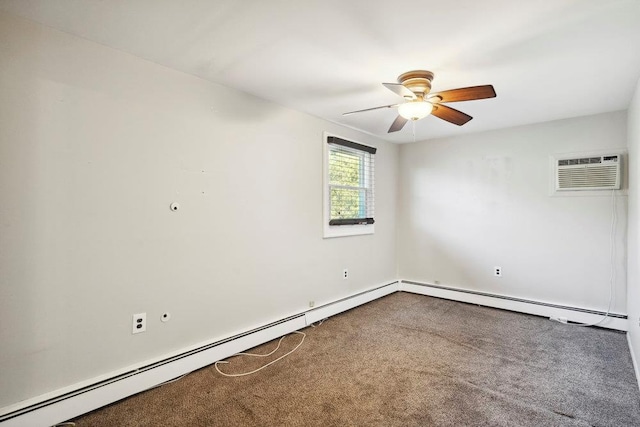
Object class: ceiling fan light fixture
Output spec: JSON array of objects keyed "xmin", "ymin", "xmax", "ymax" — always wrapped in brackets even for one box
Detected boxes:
[
  {"xmin": 398, "ymin": 101, "xmax": 433, "ymax": 121},
  {"xmin": 342, "ymin": 70, "xmax": 495, "ymax": 133}
]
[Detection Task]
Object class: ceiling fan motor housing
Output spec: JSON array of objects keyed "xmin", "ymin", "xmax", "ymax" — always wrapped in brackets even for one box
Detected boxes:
[{"xmin": 397, "ymin": 70, "xmax": 434, "ymax": 96}]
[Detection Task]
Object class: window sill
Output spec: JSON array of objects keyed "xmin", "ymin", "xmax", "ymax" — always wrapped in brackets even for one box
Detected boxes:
[{"xmin": 323, "ymin": 223, "xmax": 375, "ymax": 239}]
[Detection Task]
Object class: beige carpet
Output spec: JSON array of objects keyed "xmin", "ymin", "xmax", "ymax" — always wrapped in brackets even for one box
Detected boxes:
[{"xmin": 71, "ymin": 292, "xmax": 640, "ymax": 426}]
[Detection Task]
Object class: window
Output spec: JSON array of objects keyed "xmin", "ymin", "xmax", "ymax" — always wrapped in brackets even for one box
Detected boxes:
[{"xmin": 323, "ymin": 134, "xmax": 376, "ymax": 238}]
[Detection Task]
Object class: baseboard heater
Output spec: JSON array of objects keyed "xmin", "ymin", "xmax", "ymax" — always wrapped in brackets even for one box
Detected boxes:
[
  {"xmin": 401, "ymin": 280, "xmax": 627, "ymax": 330},
  {"xmin": 0, "ymin": 281, "xmax": 399, "ymax": 427}
]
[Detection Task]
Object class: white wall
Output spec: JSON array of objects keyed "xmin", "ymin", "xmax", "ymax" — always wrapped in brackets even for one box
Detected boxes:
[
  {"xmin": 0, "ymin": 12, "xmax": 398, "ymax": 410},
  {"xmin": 398, "ymin": 112, "xmax": 628, "ymax": 315},
  {"xmin": 628, "ymin": 77, "xmax": 640, "ymax": 364}
]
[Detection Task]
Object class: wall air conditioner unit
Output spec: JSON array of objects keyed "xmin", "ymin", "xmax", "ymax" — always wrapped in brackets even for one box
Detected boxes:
[{"xmin": 556, "ymin": 154, "xmax": 621, "ymax": 191}]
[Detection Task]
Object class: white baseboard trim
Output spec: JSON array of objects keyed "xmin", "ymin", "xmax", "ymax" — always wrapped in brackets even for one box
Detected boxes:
[
  {"xmin": 400, "ymin": 280, "xmax": 628, "ymax": 331},
  {"xmin": 0, "ymin": 281, "xmax": 398, "ymax": 427},
  {"xmin": 628, "ymin": 333, "xmax": 640, "ymax": 392}
]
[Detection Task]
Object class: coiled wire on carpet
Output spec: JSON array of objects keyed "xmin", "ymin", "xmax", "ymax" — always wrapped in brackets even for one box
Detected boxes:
[{"xmin": 214, "ymin": 331, "xmax": 306, "ymax": 377}]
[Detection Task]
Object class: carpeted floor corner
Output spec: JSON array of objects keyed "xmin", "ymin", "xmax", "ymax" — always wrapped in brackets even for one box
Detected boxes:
[{"xmin": 71, "ymin": 292, "xmax": 640, "ymax": 426}]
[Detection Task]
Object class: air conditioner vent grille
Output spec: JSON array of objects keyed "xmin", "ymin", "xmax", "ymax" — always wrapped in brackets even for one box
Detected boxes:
[
  {"xmin": 558, "ymin": 157, "xmax": 603, "ymax": 166},
  {"xmin": 555, "ymin": 154, "xmax": 621, "ymax": 191}
]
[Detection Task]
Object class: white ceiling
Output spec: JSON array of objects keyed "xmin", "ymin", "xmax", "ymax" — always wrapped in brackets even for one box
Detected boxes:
[{"xmin": 2, "ymin": 0, "xmax": 640, "ymax": 143}]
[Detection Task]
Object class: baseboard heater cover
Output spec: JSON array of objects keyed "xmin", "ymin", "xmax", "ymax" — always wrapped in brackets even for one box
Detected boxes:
[
  {"xmin": 400, "ymin": 280, "xmax": 627, "ymax": 330},
  {"xmin": 0, "ymin": 281, "xmax": 398, "ymax": 427}
]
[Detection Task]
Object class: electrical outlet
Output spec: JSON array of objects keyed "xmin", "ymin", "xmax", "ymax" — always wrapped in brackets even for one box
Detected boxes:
[
  {"xmin": 343, "ymin": 269, "xmax": 348, "ymax": 280},
  {"xmin": 434, "ymin": 280, "xmax": 440, "ymax": 285},
  {"xmin": 494, "ymin": 266, "xmax": 502, "ymax": 277},
  {"xmin": 132, "ymin": 313, "xmax": 146, "ymax": 334},
  {"xmin": 309, "ymin": 301, "xmax": 315, "ymax": 308}
]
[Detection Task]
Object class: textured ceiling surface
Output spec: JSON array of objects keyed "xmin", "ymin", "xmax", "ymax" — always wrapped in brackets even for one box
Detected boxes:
[{"xmin": 2, "ymin": 0, "xmax": 640, "ymax": 143}]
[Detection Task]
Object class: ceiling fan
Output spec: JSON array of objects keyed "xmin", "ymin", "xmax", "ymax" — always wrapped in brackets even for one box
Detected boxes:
[{"xmin": 343, "ymin": 70, "xmax": 496, "ymax": 133}]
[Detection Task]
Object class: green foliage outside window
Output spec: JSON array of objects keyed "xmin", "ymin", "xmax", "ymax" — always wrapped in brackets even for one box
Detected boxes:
[{"xmin": 329, "ymin": 149, "xmax": 367, "ymax": 219}]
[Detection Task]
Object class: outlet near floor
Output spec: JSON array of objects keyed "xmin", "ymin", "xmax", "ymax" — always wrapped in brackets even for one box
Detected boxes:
[{"xmin": 343, "ymin": 269, "xmax": 348, "ymax": 280}]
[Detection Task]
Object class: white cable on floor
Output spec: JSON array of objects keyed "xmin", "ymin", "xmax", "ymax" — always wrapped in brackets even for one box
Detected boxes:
[
  {"xmin": 310, "ymin": 318, "xmax": 327, "ymax": 328},
  {"xmin": 145, "ymin": 317, "xmax": 326, "ymax": 385},
  {"xmin": 143, "ymin": 372, "xmax": 190, "ymax": 392},
  {"xmin": 551, "ymin": 189, "xmax": 617, "ymax": 327},
  {"xmin": 214, "ymin": 331, "xmax": 306, "ymax": 377}
]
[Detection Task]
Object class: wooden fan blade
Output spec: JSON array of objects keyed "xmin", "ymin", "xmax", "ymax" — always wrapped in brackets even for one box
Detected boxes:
[
  {"xmin": 343, "ymin": 104, "xmax": 398, "ymax": 116},
  {"xmin": 382, "ymin": 83, "xmax": 417, "ymax": 100},
  {"xmin": 429, "ymin": 85, "xmax": 496, "ymax": 103},
  {"xmin": 431, "ymin": 104, "xmax": 472, "ymax": 126},
  {"xmin": 388, "ymin": 115, "xmax": 409, "ymax": 133}
]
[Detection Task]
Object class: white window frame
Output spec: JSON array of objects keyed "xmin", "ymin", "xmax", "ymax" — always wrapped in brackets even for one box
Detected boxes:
[{"xmin": 323, "ymin": 132, "xmax": 375, "ymax": 238}]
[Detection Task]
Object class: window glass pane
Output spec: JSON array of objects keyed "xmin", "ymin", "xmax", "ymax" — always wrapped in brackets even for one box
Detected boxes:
[
  {"xmin": 329, "ymin": 150, "xmax": 363, "ymax": 187},
  {"xmin": 330, "ymin": 187, "xmax": 366, "ymax": 219}
]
